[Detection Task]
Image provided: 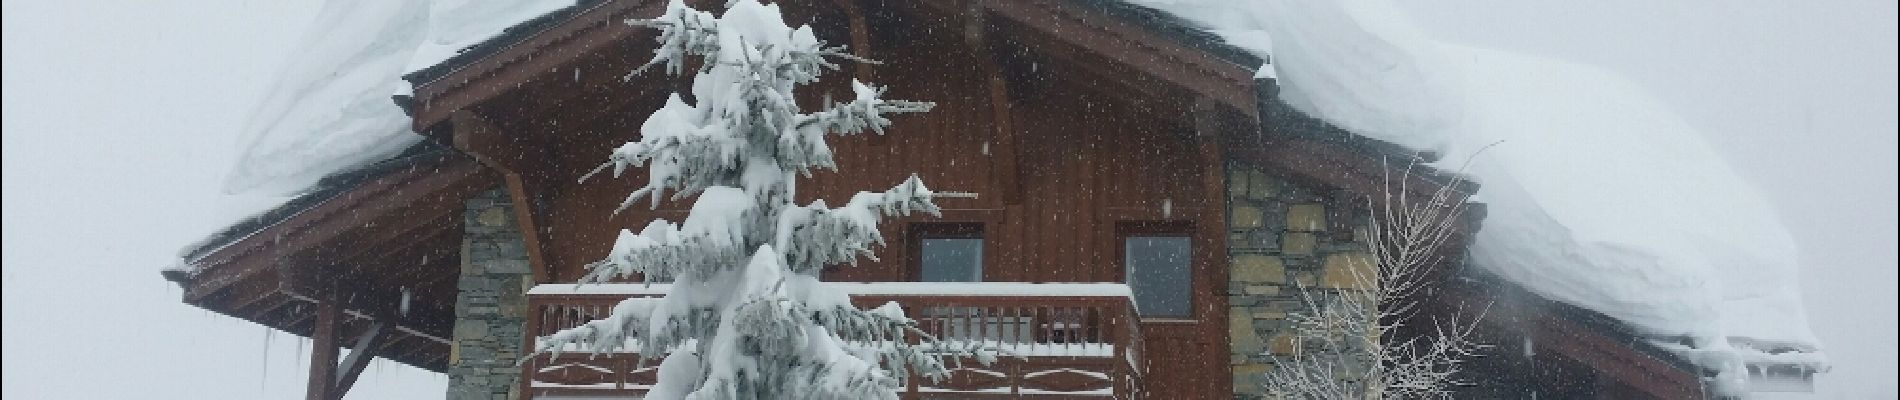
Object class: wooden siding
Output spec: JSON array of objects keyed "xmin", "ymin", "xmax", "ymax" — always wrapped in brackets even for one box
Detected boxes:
[{"xmin": 502, "ymin": 9, "xmax": 1228, "ymax": 396}]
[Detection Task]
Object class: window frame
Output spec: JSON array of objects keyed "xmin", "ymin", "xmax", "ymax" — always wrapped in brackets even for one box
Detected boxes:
[
  {"xmin": 907, "ymin": 222, "xmax": 985, "ymax": 282},
  {"xmin": 1116, "ymin": 220, "xmax": 1197, "ymax": 321}
]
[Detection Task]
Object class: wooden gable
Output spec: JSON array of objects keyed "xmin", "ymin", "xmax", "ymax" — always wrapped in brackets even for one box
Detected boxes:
[{"xmin": 169, "ymin": 2, "xmax": 1501, "ymax": 398}]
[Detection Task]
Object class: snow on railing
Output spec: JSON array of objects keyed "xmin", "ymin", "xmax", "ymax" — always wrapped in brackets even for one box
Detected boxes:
[
  {"xmin": 527, "ymin": 282, "xmax": 1135, "ymax": 298},
  {"xmin": 523, "ymin": 282, "xmax": 1145, "ymax": 397}
]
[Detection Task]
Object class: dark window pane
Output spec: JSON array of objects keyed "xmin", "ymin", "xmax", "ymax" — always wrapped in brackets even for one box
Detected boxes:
[
  {"xmin": 921, "ymin": 238, "xmax": 983, "ymax": 282},
  {"xmin": 1125, "ymin": 236, "xmax": 1191, "ymax": 317}
]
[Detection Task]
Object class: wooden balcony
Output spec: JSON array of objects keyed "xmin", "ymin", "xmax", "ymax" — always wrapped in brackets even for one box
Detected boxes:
[{"xmin": 521, "ymin": 283, "xmax": 1145, "ymax": 399}]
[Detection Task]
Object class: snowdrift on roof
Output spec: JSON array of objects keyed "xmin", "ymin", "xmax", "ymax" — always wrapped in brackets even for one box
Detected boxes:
[
  {"xmin": 224, "ymin": 0, "xmax": 573, "ymax": 195},
  {"xmin": 1130, "ymin": 0, "xmax": 1824, "ymax": 393}
]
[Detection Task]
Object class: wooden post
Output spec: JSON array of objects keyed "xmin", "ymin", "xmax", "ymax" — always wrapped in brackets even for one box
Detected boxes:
[
  {"xmin": 1191, "ymin": 96, "xmax": 1240, "ymax": 398},
  {"xmin": 306, "ymin": 298, "xmax": 341, "ymax": 400},
  {"xmin": 961, "ymin": 0, "xmax": 1023, "ymax": 205},
  {"xmin": 835, "ymin": 0, "xmax": 875, "ymax": 83}
]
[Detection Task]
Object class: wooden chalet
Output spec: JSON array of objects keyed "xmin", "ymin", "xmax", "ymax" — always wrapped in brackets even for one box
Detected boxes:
[{"xmin": 163, "ymin": 0, "xmax": 1762, "ymax": 399}]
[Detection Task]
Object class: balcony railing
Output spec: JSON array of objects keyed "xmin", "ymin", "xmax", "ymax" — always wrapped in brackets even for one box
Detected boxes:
[{"xmin": 521, "ymin": 282, "xmax": 1144, "ymax": 399}]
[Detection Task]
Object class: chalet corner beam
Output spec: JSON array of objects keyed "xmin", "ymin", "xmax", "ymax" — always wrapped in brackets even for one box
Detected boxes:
[
  {"xmin": 924, "ymin": 0, "xmax": 1259, "ymax": 118},
  {"xmin": 451, "ymin": 111, "xmax": 555, "ymax": 284},
  {"xmin": 961, "ymin": 1, "xmax": 1024, "ymax": 205},
  {"xmin": 303, "ymin": 290, "xmax": 403, "ymax": 400}
]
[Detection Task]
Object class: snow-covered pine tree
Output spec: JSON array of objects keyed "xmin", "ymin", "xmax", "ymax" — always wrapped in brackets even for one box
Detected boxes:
[{"xmin": 531, "ymin": 0, "xmax": 991, "ymax": 398}]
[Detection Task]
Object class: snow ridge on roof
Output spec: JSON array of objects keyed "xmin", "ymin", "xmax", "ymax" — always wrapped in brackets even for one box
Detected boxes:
[
  {"xmin": 403, "ymin": 0, "xmax": 608, "ymax": 86},
  {"xmin": 179, "ymin": 141, "xmax": 454, "ymax": 267},
  {"xmin": 1129, "ymin": 0, "xmax": 1825, "ymax": 394}
]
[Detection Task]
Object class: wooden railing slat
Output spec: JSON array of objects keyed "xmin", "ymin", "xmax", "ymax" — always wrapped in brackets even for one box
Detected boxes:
[{"xmin": 522, "ymin": 287, "xmax": 1142, "ymax": 397}]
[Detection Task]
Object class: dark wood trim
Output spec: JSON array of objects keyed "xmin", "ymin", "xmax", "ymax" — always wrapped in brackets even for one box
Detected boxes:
[
  {"xmin": 987, "ymin": 18, "xmax": 1193, "ymax": 117},
  {"xmin": 1192, "ymin": 95, "xmax": 1236, "ymax": 396},
  {"xmin": 412, "ymin": 0, "xmax": 667, "ymax": 131},
  {"xmin": 334, "ymin": 319, "xmax": 395, "ymax": 396},
  {"xmin": 184, "ymin": 154, "xmax": 489, "ymax": 303},
  {"xmin": 906, "ymin": 222, "xmax": 986, "ymax": 282},
  {"xmin": 1110, "ymin": 219, "xmax": 1197, "ymax": 307},
  {"xmin": 306, "ymin": 297, "xmax": 341, "ymax": 400},
  {"xmin": 453, "ymin": 110, "xmax": 556, "ymax": 284},
  {"xmin": 1439, "ymin": 281, "xmax": 1707, "ymax": 399},
  {"xmin": 957, "ymin": 2, "xmax": 1025, "ymax": 206},
  {"xmin": 954, "ymin": 0, "xmax": 1258, "ymax": 118},
  {"xmin": 837, "ymin": 0, "xmax": 875, "ymax": 83},
  {"xmin": 1115, "ymin": 220, "xmax": 1197, "ymax": 237}
]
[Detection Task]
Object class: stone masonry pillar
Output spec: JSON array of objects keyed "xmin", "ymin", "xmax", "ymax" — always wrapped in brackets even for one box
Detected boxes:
[
  {"xmin": 447, "ymin": 188, "xmax": 534, "ymax": 400},
  {"xmin": 1226, "ymin": 162, "xmax": 1377, "ymax": 399}
]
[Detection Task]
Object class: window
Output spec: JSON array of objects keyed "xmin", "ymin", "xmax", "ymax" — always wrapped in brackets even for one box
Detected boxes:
[
  {"xmin": 1124, "ymin": 230, "xmax": 1192, "ymax": 318},
  {"xmin": 912, "ymin": 223, "xmax": 983, "ymax": 282},
  {"xmin": 910, "ymin": 224, "xmax": 1021, "ymax": 342}
]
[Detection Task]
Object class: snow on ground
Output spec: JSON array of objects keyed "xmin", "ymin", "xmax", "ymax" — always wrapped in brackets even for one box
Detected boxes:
[
  {"xmin": 224, "ymin": 0, "xmax": 572, "ymax": 195},
  {"xmin": 1132, "ymin": 0, "xmax": 1825, "ymax": 392}
]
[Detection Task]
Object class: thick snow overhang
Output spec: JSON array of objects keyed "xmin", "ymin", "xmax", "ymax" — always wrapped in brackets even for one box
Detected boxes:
[
  {"xmin": 1438, "ymin": 269, "xmax": 1712, "ymax": 398},
  {"xmin": 1437, "ymin": 267, "xmax": 1819, "ymax": 397},
  {"xmin": 164, "ymin": 141, "xmax": 495, "ymax": 373},
  {"xmin": 173, "ymin": 0, "xmax": 1490, "ymax": 380},
  {"xmin": 395, "ymin": 0, "xmax": 1477, "ymax": 214}
]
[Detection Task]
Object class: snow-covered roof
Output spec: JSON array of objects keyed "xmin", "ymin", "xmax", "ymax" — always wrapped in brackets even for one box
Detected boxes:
[
  {"xmin": 177, "ymin": 141, "xmax": 456, "ymax": 267},
  {"xmin": 199, "ymin": 0, "xmax": 1431, "ymax": 263},
  {"xmin": 1129, "ymin": 0, "xmax": 1825, "ymax": 394},
  {"xmin": 203, "ymin": 0, "xmax": 1821, "ymax": 394},
  {"xmin": 223, "ymin": 0, "xmax": 579, "ymax": 196}
]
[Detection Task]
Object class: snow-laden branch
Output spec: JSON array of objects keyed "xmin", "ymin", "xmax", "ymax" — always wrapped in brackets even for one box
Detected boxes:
[
  {"xmin": 586, "ymin": 1, "xmax": 934, "ymax": 214},
  {"xmin": 582, "ymin": 186, "xmax": 755, "ymax": 283},
  {"xmin": 626, "ymin": 0, "xmax": 720, "ymax": 78},
  {"xmin": 776, "ymin": 175, "xmax": 973, "ymax": 274}
]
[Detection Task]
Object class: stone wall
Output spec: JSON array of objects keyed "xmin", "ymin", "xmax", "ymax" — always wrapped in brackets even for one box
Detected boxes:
[
  {"xmin": 1225, "ymin": 162, "xmax": 1377, "ymax": 399},
  {"xmin": 447, "ymin": 188, "xmax": 534, "ymax": 400}
]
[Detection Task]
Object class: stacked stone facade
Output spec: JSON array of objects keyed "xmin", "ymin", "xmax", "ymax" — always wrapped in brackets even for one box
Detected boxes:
[
  {"xmin": 447, "ymin": 188, "xmax": 534, "ymax": 400},
  {"xmin": 1225, "ymin": 162, "xmax": 1377, "ymax": 399}
]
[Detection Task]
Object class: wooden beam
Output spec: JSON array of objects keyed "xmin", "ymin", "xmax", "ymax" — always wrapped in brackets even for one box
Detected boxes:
[
  {"xmin": 974, "ymin": 14, "xmax": 1193, "ymax": 118},
  {"xmin": 214, "ymin": 268, "xmax": 285, "ymax": 315},
  {"xmin": 479, "ymin": 49, "xmax": 641, "ymax": 133},
  {"xmin": 230, "ymin": 289, "xmax": 294, "ymax": 319},
  {"xmin": 334, "ymin": 319, "xmax": 395, "ymax": 396},
  {"xmin": 1436, "ymin": 281, "xmax": 1704, "ymax": 400},
  {"xmin": 520, "ymin": 67, "xmax": 677, "ymax": 149},
  {"xmin": 916, "ymin": 0, "xmax": 1258, "ymax": 117},
  {"xmin": 1190, "ymin": 96, "xmax": 1237, "ymax": 395},
  {"xmin": 960, "ymin": 2, "xmax": 1022, "ymax": 205},
  {"xmin": 831, "ymin": 0, "xmax": 876, "ymax": 82},
  {"xmin": 297, "ymin": 181, "xmax": 469, "ymax": 268},
  {"xmin": 306, "ymin": 297, "xmax": 341, "ymax": 400},
  {"xmin": 335, "ymin": 214, "xmax": 460, "ymax": 276},
  {"xmin": 452, "ymin": 110, "xmax": 555, "ymax": 284},
  {"xmin": 187, "ymin": 154, "xmax": 488, "ymax": 306}
]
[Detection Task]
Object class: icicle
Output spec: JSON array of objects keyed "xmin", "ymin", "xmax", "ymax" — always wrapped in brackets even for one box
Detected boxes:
[
  {"xmin": 400, "ymin": 286, "xmax": 413, "ymax": 317},
  {"xmin": 296, "ymin": 335, "xmax": 306, "ymax": 369},
  {"xmin": 261, "ymin": 328, "xmax": 273, "ymax": 390}
]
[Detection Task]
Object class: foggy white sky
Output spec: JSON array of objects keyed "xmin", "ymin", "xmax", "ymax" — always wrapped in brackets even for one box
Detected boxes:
[{"xmin": 3, "ymin": 0, "xmax": 1893, "ymax": 399}]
